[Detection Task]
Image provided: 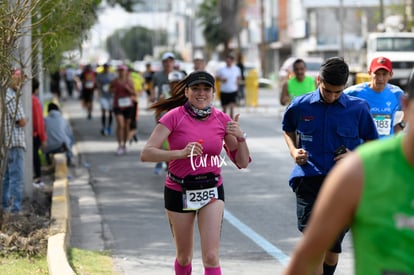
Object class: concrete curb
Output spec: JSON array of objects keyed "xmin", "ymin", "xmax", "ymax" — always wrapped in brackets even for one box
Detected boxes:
[{"xmin": 47, "ymin": 153, "xmax": 75, "ymax": 275}]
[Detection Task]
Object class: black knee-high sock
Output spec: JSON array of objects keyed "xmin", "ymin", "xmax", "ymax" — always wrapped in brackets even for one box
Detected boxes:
[
  {"xmin": 323, "ymin": 263, "xmax": 337, "ymax": 275},
  {"xmin": 101, "ymin": 113, "xmax": 106, "ymax": 128},
  {"xmin": 108, "ymin": 112, "xmax": 113, "ymax": 128}
]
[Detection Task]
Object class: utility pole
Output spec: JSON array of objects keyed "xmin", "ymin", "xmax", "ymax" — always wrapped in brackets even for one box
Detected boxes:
[
  {"xmin": 380, "ymin": 0, "xmax": 385, "ymax": 25},
  {"xmin": 12, "ymin": 0, "xmax": 33, "ymax": 197},
  {"xmin": 406, "ymin": 0, "xmax": 414, "ymax": 31},
  {"xmin": 339, "ymin": 0, "xmax": 344, "ymax": 57},
  {"xmin": 259, "ymin": 0, "xmax": 266, "ymax": 76},
  {"xmin": 20, "ymin": 0, "xmax": 34, "ymax": 197}
]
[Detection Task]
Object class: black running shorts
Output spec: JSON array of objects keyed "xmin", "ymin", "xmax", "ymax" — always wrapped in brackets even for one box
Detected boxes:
[{"xmin": 164, "ymin": 185, "xmax": 225, "ymax": 213}]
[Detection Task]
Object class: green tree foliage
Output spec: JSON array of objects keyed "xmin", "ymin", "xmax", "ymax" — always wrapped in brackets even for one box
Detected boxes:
[
  {"xmin": 106, "ymin": 26, "xmax": 166, "ymax": 61},
  {"xmin": 33, "ymin": 0, "xmax": 100, "ymax": 70},
  {"xmin": 1, "ymin": 0, "xmax": 101, "ymax": 221},
  {"xmin": 123, "ymin": 26, "xmax": 157, "ymax": 61},
  {"xmin": 197, "ymin": 0, "xmax": 225, "ymax": 52},
  {"xmin": 218, "ymin": 0, "xmax": 244, "ymax": 46}
]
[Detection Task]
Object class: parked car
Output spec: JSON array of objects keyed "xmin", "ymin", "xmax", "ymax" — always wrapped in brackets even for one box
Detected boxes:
[{"xmin": 278, "ymin": 56, "xmax": 323, "ymax": 84}]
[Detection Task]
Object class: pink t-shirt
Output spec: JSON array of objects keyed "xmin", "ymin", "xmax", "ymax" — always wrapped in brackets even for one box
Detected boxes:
[{"xmin": 159, "ymin": 105, "xmax": 232, "ymax": 191}]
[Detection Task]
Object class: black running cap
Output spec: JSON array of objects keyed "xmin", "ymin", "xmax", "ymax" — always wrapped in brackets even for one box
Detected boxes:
[{"xmin": 186, "ymin": 71, "xmax": 215, "ymax": 87}]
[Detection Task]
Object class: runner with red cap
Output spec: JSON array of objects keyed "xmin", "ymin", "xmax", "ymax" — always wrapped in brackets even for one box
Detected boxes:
[{"xmin": 345, "ymin": 56, "xmax": 405, "ymax": 138}]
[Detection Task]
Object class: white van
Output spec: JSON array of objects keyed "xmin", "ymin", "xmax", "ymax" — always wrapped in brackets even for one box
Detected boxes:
[{"xmin": 367, "ymin": 32, "xmax": 414, "ymax": 88}]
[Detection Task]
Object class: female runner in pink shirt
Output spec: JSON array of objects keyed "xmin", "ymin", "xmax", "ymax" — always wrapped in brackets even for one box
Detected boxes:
[{"xmin": 141, "ymin": 70, "xmax": 251, "ymax": 275}]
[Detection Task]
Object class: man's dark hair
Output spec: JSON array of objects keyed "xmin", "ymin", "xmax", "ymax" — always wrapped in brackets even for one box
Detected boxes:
[
  {"xmin": 47, "ymin": 102, "xmax": 60, "ymax": 113},
  {"xmin": 293, "ymin": 58, "xmax": 306, "ymax": 69},
  {"xmin": 319, "ymin": 57, "xmax": 349, "ymax": 86},
  {"xmin": 32, "ymin": 77, "xmax": 39, "ymax": 94}
]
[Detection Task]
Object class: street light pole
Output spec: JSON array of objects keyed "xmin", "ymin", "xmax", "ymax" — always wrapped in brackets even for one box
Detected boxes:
[
  {"xmin": 260, "ymin": 0, "xmax": 266, "ymax": 76},
  {"xmin": 339, "ymin": 0, "xmax": 344, "ymax": 57},
  {"xmin": 21, "ymin": 0, "xmax": 33, "ymax": 197}
]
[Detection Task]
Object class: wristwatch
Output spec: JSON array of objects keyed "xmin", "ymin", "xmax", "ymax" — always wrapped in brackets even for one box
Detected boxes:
[
  {"xmin": 237, "ymin": 132, "xmax": 247, "ymax": 142},
  {"xmin": 397, "ymin": 121, "xmax": 406, "ymax": 129}
]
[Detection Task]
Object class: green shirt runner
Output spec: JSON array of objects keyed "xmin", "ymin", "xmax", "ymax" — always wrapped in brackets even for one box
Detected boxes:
[
  {"xmin": 353, "ymin": 134, "xmax": 414, "ymax": 274},
  {"xmin": 287, "ymin": 75, "xmax": 316, "ymax": 99}
]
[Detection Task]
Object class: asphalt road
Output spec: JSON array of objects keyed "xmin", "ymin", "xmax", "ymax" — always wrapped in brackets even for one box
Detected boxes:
[{"xmin": 66, "ymin": 88, "xmax": 354, "ymax": 275}]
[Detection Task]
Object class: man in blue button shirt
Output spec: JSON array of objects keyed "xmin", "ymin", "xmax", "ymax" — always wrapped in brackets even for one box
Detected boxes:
[{"xmin": 282, "ymin": 57, "xmax": 379, "ymax": 275}]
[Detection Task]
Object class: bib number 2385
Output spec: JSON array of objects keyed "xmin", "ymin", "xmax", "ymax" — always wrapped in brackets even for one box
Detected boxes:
[{"xmin": 183, "ymin": 187, "xmax": 218, "ymax": 211}]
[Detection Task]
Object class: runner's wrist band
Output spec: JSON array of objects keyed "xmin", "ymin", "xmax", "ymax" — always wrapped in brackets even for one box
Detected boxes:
[
  {"xmin": 397, "ymin": 121, "xmax": 406, "ymax": 129},
  {"xmin": 237, "ymin": 132, "xmax": 247, "ymax": 142}
]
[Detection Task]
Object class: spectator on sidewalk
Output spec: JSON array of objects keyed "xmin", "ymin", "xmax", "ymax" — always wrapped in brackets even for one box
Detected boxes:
[
  {"xmin": 2, "ymin": 69, "xmax": 27, "ymax": 213},
  {"xmin": 44, "ymin": 102, "xmax": 74, "ymax": 166},
  {"xmin": 32, "ymin": 77, "xmax": 47, "ymax": 188}
]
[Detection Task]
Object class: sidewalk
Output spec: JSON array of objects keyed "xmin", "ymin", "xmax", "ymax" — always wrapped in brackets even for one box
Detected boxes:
[
  {"xmin": 62, "ymin": 99, "xmax": 108, "ymax": 251},
  {"xmin": 47, "ymin": 97, "xmax": 108, "ymax": 275}
]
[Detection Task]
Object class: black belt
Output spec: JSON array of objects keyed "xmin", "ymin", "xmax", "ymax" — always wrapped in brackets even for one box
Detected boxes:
[
  {"xmin": 167, "ymin": 172, "xmax": 185, "ymax": 185},
  {"xmin": 168, "ymin": 171, "xmax": 220, "ymax": 189}
]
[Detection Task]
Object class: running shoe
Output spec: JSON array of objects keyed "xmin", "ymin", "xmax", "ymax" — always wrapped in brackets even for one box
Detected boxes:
[
  {"xmin": 129, "ymin": 135, "xmax": 138, "ymax": 145},
  {"xmin": 116, "ymin": 147, "xmax": 124, "ymax": 156},
  {"xmin": 32, "ymin": 181, "xmax": 45, "ymax": 189}
]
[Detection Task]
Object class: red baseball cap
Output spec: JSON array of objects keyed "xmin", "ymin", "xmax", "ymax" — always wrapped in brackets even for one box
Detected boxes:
[
  {"xmin": 11, "ymin": 68, "xmax": 22, "ymax": 76},
  {"xmin": 369, "ymin": 57, "xmax": 392, "ymax": 73}
]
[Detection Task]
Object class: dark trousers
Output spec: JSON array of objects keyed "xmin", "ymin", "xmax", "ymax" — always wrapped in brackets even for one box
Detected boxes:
[
  {"xmin": 46, "ymin": 143, "xmax": 70, "ymax": 166},
  {"xmin": 294, "ymin": 175, "xmax": 347, "ymax": 253},
  {"xmin": 33, "ymin": 136, "xmax": 42, "ymax": 179}
]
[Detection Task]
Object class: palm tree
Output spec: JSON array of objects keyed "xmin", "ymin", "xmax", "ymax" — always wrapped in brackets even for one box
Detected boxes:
[
  {"xmin": 218, "ymin": 0, "xmax": 244, "ymax": 54},
  {"xmin": 197, "ymin": 0, "xmax": 244, "ymax": 57}
]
